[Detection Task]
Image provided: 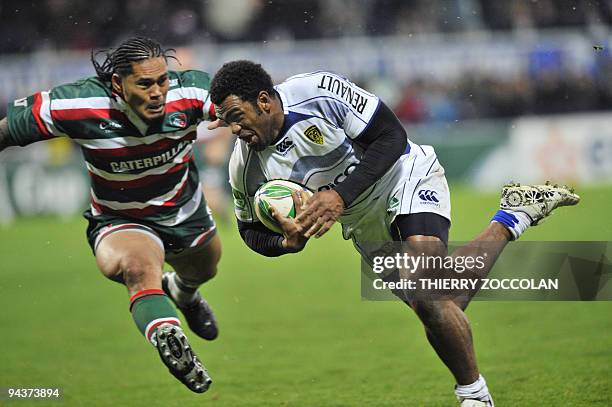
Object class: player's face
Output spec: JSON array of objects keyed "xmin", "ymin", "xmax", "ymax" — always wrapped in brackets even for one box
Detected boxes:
[
  {"xmin": 216, "ymin": 94, "xmax": 278, "ymax": 151},
  {"xmin": 113, "ymin": 57, "xmax": 170, "ymax": 123}
]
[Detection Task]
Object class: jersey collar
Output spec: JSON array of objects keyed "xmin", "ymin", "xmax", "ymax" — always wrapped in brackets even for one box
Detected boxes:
[
  {"xmin": 113, "ymin": 93, "xmax": 149, "ymax": 135},
  {"xmin": 274, "ymin": 86, "xmax": 289, "ymax": 115},
  {"xmin": 271, "ymin": 87, "xmax": 289, "ymax": 145}
]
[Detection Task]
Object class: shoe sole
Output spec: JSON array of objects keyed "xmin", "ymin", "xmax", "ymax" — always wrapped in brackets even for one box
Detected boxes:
[
  {"xmin": 156, "ymin": 323, "xmax": 212, "ymax": 393},
  {"xmin": 500, "ymin": 182, "xmax": 580, "ymax": 224}
]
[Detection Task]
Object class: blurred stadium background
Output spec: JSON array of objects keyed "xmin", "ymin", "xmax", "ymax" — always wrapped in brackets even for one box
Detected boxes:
[{"xmin": 0, "ymin": 1, "xmax": 611, "ymax": 406}]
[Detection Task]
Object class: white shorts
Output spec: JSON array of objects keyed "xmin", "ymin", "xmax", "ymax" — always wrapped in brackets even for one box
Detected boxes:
[{"xmin": 341, "ymin": 144, "xmax": 451, "ymax": 262}]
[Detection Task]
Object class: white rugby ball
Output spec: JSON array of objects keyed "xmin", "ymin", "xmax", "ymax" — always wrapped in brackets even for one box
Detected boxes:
[{"xmin": 254, "ymin": 180, "xmax": 313, "ymax": 234}]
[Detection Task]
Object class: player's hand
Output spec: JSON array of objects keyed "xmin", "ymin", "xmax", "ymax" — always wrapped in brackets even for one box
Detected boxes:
[
  {"xmin": 207, "ymin": 119, "xmax": 225, "ymax": 131},
  {"xmin": 295, "ymin": 189, "xmax": 345, "ymax": 239},
  {"xmin": 271, "ymin": 191, "xmax": 311, "ymax": 252},
  {"xmin": 208, "ymin": 119, "xmax": 243, "ymax": 136}
]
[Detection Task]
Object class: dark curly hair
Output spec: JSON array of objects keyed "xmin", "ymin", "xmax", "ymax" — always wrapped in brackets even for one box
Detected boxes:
[
  {"xmin": 91, "ymin": 37, "xmax": 177, "ymax": 81},
  {"xmin": 210, "ymin": 60, "xmax": 275, "ymax": 106}
]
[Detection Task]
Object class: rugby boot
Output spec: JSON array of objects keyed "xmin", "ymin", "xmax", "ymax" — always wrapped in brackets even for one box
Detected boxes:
[
  {"xmin": 155, "ymin": 323, "xmax": 212, "ymax": 393},
  {"xmin": 459, "ymin": 399, "xmax": 493, "ymax": 407},
  {"xmin": 162, "ymin": 272, "xmax": 219, "ymax": 340},
  {"xmin": 500, "ymin": 181, "xmax": 580, "ymax": 225}
]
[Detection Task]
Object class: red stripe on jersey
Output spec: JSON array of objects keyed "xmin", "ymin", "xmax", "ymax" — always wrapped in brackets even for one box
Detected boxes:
[
  {"xmin": 32, "ymin": 93, "xmax": 53, "ymax": 138},
  {"xmin": 84, "ymin": 131, "xmax": 196, "ymax": 158},
  {"xmin": 160, "ymin": 177, "xmax": 189, "ymax": 207},
  {"xmin": 51, "ymin": 107, "xmax": 127, "ymax": 122},
  {"xmin": 166, "ymin": 98, "xmax": 203, "ymax": 114},
  {"xmin": 208, "ymin": 103, "xmax": 216, "ymax": 121},
  {"xmin": 88, "ymin": 156, "xmax": 190, "ymax": 189},
  {"xmin": 90, "ymin": 175, "xmax": 190, "ymax": 217}
]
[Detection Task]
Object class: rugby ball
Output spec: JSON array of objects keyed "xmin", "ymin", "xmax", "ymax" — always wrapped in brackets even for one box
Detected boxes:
[{"xmin": 254, "ymin": 180, "xmax": 313, "ymax": 234}]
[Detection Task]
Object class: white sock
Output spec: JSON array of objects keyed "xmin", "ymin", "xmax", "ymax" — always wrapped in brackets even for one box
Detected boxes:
[
  {"xmin": 491, "ymin": 209, "xmax": 532, "ymax": 240},
  {"xmin": 167, "ymin": 273, "xmax": 199, "ymax": 306},
  {"xmin": 455, "ymin": 374, "xmax": 494, "ymax": 406}
]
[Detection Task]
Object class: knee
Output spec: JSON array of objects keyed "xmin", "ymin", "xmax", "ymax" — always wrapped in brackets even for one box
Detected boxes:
[
  {"xmin": 190, "ymin": 261, "xmax": 217, "ymax": 284},
  {"xmin": 118, "ymin": 256, "xmax": 161, "ymax": 286}
]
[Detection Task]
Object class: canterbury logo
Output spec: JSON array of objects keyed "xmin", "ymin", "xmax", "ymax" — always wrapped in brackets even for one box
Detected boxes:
[
  {"xmin": 418, "ymin": 189, "xmax": 439, "ymax": 203},
  {"xmin": 276, "ymin": 137, "xmax": 295, "ymax": 155}
]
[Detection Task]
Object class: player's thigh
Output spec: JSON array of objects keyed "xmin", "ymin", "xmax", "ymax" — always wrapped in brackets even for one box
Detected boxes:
[
  {"xmin": 391, "ymin": 212, "xmax": 450, "ymax": 248},
  {"xmin": 165, "ymin": 233, "xmax": 222, "ymax": 282},
  {"xmin": 95, "ymin": 231, "xmax": 165, "ymax": 286}
]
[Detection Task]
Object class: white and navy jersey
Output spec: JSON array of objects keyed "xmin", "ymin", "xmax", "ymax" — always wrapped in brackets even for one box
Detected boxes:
[{"xmin": 229, "ymin": 71, "xmax": 413, "ymax": 225}]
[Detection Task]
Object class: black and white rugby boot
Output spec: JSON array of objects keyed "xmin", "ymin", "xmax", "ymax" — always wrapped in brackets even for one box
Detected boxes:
[
  {"xmin": 155, "ymin": 323, "xmax": 212, "ymax": 393},
  {"xmin": 162, "ymin": 272, "xmax": 219, "ymax": 340}
]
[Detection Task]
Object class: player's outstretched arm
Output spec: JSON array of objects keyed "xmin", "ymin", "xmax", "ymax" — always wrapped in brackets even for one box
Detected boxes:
[{"xmin": 0, "ymin": 118, "xmax": 14, "ymax": 152}]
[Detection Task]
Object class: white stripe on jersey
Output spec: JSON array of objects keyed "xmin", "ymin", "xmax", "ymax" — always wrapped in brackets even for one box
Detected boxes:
[
  {"xmin": 167, "ymin": 87, "xmax": 214, "ymax": 120},
  {"xmin": 50, "ymin": 97, "xmax": 113, "ymax": 110},
  {"xmin": 90, "ymin": 168, "xmax": 189, "ymax": 209},
  {"xmin": 89, "ymin": 183, "xmax": 202, "ymax": 227},
  {"xmin": 39, "ymin": 91, "xmax": 69, "ymax": 137},
  {"xmin": 85, "ymin": 143, "xmax": 191, "ymax": 181},
  {"xmin": 72, "ymin": 125, "xmax": 197, "ymax": 149},
  {"xmin": 166, "ymin": 86, "xmax": 208, "ymax": 103},
  {"xmin": 156, "ymin": 183, "xmax": 202, "ymax": 226}
]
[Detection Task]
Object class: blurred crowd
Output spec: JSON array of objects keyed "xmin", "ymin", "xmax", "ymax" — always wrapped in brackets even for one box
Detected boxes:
[
  {"xmin": 1, "ymin": 0, "xmax": 610, "ymax": 53},
  {"xmin": 389, "ymin": 66, "xmax": 612, "ymax": 123},
  {"xmin": 0, "ymin": 0, "xmax": 610, "ymax": 123}
]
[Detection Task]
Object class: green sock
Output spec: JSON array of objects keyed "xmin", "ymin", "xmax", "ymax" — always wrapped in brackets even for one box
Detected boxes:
[{"xmin": 129, "ymin": 289, "xmax": 180, "ymax": 345}]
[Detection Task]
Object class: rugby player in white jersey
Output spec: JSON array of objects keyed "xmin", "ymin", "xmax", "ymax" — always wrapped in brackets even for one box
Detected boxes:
[
  {"xmin": 0, "ymin": 37, "xmax": 222, "ymax": 393},
  {"xmin": 208, "ymin": 60, "xmax": 579, "ymax": 406}
]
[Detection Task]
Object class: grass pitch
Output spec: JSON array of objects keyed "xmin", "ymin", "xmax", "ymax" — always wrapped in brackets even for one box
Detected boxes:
[{"xmin": 1, "ymin": 185, "xmax": 611, "ymax": 406}]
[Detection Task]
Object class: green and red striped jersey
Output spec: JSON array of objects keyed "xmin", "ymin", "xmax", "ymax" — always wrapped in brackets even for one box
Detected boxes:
[{"xmin": 6, "ymin": 70, "xmax": 216, "ymax": 225}]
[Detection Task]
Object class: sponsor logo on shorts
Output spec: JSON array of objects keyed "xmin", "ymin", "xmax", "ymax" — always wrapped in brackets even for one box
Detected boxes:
[
  {"xmin": 418, "ymin": 189, "xmax": 440, "ymax": 206},
  {"xmin": 304, "ymin": 125, "xmax": 324, "ymax": 145},
  {"xmin": 169, "ymin": 112, "xmax": 187, "ymax": 128}
]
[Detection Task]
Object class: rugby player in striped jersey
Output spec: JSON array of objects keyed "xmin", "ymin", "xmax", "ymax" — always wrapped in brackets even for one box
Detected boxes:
[{"xmin": 0, "ymin": 37, "xmax": 220, "ymax": 393}]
